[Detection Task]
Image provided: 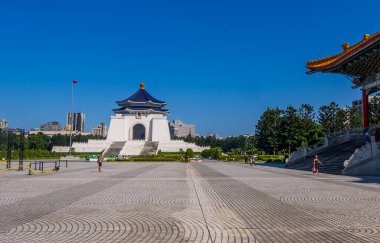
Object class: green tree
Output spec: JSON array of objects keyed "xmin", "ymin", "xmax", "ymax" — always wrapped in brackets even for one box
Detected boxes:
[
  {"xmin": 27, "ymin": 133, "xmax": 51, "ymax": 150},
  {"xmin": 51, "ymin": 134, "xmax": 68, "ymax": 146},
  {"xmin": 336, "ymin": 108, "xmax": 349, "ymax": 131},
  {"xmin": 279, "ymin": 106, "xmax": 304, "ymax": 153},
  {"xmin": 185, "ymin": 148, "xmax": 194, "ymax": 158},
  {"xmin": 209, "ymin": 147, "xmax": 222, "ymax": 159},
  {"xmin": 255, "ymin": 108, "xmax": 281, "ymax": 154},
  {"xmin": 184, "ymin": 134, "xmax": 194, "ymax": 143},
  {"xmin": 318, "ymin": 102, "xmax": 340, "ymax": 134},
  {"xmin": 173, "ymin": 134, "xmax": 256, "ymax": 154},
  {"xmin": 299, "ymin": 104, "xmax": 315, "ymax": 139},
  {"xmin": 201, "ymin": 149, "xmax": 209, "ymax": 158},
  {"xmin": 307, "ymin": 123, "xmax": 325, "ymax": 146},
  {"xmin": 348, "ymin": 105, "xmax": 362, "ymax": 129},
  {"xmin": 298, "ymin": 104, "xmax": 323, "ymax": 146},
  {"xmin": 254, "ymin": 104, "xmax": 324, "ymax": 155},
  {"xmin": 201, "ymin": 147, "xmax": 222, "ymax": 160},
  {"xmin": 299, "ymin": 104, "xmax": 315, "ymax": 122}
]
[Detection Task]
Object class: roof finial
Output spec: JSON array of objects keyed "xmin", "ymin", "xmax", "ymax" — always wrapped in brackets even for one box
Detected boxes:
[
  {"xmin": 140, "ymin": 83, "xmax": 145, "ymax": 90},
  {"xmin": 363, "ymin": 34, "xmax": 370, "ymax": 40},
  {"xmin": 342, "ymin": 42, "xmax": 350, "ymax": 52}
]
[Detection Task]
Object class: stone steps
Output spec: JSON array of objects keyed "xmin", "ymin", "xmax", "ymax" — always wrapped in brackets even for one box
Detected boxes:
[
  {"xmin": 286, "ymin": 136, "xmax": 365, "ymax": 175},
  {"xmin": 103, "ymin": 141, "xmax": 126, "ymax": 156},
  {"xmin": 141, "ymin": 142, "xmax": 159, "ymax": 155},
  {"xmin": 119, "ymin": 141, "xmax": 145, "ymax": 156}
]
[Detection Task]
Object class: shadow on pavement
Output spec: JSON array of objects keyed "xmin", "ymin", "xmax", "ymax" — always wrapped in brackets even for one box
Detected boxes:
[
  {"xmin": 350, "ymin": 176, "xmax": 380, "ymax": 184},
  {"xmin": 257, "ymin": 163, "xmax": 286, "ymax": 168}
]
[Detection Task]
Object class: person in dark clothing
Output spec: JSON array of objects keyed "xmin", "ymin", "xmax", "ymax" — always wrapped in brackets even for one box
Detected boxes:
[
  {"xmin": 312, "ymin": 155, "xmax": 323, "ymax": 175},
  {"xmin": 97, "ymin": 155, "xmax": 103, "ymax": 172}
]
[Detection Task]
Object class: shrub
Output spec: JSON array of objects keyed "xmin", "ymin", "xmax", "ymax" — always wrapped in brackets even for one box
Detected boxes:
[
  {"xmin": 116, "ymin": 157, "xmax": 177, "ymax": 162},
  {"xmin": 185, "ymin": 148, "xmax": 194, "ymax": 158},
  {"xmin": 201, "ymin": 147, "xmax": 222, "ymax": 160}
]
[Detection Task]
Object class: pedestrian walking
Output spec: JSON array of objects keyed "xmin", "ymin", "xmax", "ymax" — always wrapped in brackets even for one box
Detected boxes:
[
  {"xmin": 97, "ymin": 155, "xmax": 103, "ymax": 172},
  {"xmin": 366, "ymin": 130, "xmax": 370, "ymax": 143},
  {"xmin": 250, "ymin": 155, "xmax": 256, "ymax": 166},
  {"xmin": 364, "ymin": 128, "xmax": 370, "ymax": 143},
  {"xmin": 312, "ymin": 155, "xmax": 322, "ymax": 175}
]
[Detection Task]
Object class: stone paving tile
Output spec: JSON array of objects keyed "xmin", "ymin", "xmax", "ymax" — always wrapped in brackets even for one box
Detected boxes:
[
  {"xmin": 0, "ymin": 163, "xmax": 161, "ymax": 234},
  {"xmin": 0, "ymin": 162, "xmax": 148, "ymax": 207},
  {"xmin": 199, "ymin": 162, "xmax": 380, "ymax": 242},
  {"xmin": 0, "ymin": 161, "xmax": 379, "ymax": 242}
]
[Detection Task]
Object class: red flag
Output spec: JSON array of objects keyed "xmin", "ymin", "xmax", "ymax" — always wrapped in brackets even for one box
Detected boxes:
[{"xmin": 72, "ymin": 80, "xmax": 78, "ymax": 84}]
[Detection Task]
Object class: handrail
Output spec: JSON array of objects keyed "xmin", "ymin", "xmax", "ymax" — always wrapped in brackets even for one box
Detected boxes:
[{"xmin": 28, "ymin": 160, "xmax": 67, "ymax": 175}]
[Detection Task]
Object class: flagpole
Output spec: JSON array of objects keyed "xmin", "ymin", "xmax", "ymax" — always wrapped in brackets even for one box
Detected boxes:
[{"xmin": 69, "ymin": 81, "xmax": 74, "ymax": 155}]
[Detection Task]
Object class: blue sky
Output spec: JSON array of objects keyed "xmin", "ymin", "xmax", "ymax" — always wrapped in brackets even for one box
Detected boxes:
[{"xmin": 1, "ymin": 0, "xmax": 379, "ymax": 136}]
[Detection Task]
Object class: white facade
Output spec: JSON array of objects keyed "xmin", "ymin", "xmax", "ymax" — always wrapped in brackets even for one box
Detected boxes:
[{"xmin": 107, "ymin": 113, "xmax": 171, "ymax": 142}]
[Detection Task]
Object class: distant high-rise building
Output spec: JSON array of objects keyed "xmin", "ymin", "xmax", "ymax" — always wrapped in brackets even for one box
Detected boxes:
[
  {"xmin": 66, "ymin": 113, "xmax": 85, "ymax": 132},
  {"xmin": 0, "ymin": 119, "xmax": 8, "ymax": 130},
  {"xmin": 169, "ymin": 120, "xmax": 196, "ymax": 138},
  {"xmin": 40, "ymin": 121, "xmax": 61, "ymax": 131},
  {"xmin": 92, "ymin": 122, "xmax": 108, "ymax": 137}
]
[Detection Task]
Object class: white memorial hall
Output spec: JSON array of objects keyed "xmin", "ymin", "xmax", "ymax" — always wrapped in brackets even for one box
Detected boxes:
[{"xmin": 55, "ymin": 83, "xmax": 206, "ymax": 156}]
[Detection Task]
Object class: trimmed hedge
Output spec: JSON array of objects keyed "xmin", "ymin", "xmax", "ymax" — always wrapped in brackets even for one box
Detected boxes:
[
  {"xmin": 218, "ymin": 154, "xmax": 284, "ymax": 163},
  {"xmin": 221, "ymin": 155, "xmax": 245, "ymax": 162},
  {"xmin": 257, "ymin": 155, "xmax": 283, "ymax": 162},
  {"xmin": 0, "ymin": 149, "xmax": 66, "ymax": 160},
  {"xmin": 0, "ymin": 150, "xmax": 104, "ymax": 160},
  {"xmin": 115, "ymin": 157, "xmax": 178, "ymax": 162}
]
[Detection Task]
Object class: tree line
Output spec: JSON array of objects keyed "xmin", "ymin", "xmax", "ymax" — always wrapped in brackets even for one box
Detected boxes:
[
  {"xmin": 2, "ymin": 94, "xmax": 380, "ymax": 156},
  {"xmin": 254, "ymin": 94, "xmax": 380, "ymax": 154},
  {"xmin": 182, "ymin": 95, "xmax": 380, "ymax": 155},
  {"xmin": 0, "ymin": 132, "xmax": 103, "ymax": 151}
]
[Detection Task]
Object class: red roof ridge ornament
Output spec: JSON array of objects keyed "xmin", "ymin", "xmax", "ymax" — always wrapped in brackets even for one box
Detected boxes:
[
  {"xmin": 140, "ymin": 83, "xmax": 145, "ymax": 90},
  {"xmin": 341, "ymin": 42, "xmax": 350, "ymax": 52}
]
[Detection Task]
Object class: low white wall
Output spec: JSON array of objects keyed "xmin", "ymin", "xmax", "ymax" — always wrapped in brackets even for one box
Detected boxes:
[
  {"xmin": 344, "ymin": 157, "xmax": 380, "ymax": 176},
  {"xmin": 158, "ymin": 141, "xmax": 208, "ymax": 153},
  {"xmin": 52, "ymin": 146, "xmax": 70, "ymax": 153},
  {"xmin": 344, "ymin": 140, "xmax": 380, "ymax": 176}
]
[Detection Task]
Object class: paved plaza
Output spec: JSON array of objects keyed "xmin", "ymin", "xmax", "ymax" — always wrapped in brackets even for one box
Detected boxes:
[{"xmin": 0, "ymin": 161, "xmax": 379, "ymax": 242}]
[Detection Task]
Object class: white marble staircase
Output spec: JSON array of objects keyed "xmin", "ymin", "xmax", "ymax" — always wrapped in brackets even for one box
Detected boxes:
[{"xmin": 119, "ymin": 141, "xmax": 145, "ymax": 156}]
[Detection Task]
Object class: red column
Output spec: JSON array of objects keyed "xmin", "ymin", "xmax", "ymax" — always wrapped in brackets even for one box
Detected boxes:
[{"xmin": 362, "ymin": 89, "xmax": 369, "ymax": 128}]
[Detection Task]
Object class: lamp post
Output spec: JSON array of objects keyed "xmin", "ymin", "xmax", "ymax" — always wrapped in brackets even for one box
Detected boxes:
[{"xmin": 69, "ymin": 80, "xmax": 78, "ymax": 155}]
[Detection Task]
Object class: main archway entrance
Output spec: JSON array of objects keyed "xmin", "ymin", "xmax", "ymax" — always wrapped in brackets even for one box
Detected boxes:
[{"xmin": 133, "ymin": 124, "xmax": 146, "ymax": 140}]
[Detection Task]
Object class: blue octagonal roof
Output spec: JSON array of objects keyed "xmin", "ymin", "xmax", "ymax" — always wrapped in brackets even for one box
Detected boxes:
[{"xmin": 116, "ymin": 83, "xmax": 166, "ymax": 105}]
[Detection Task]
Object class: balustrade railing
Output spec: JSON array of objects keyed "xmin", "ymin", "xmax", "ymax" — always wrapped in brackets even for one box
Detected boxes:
[
  {"xmin": 344, "ymin": 141, "xmax": 380, "ymax": 171},
  {"xmin": 287, "ymin": 130, "xmax": 363, "ymax": 165}
]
